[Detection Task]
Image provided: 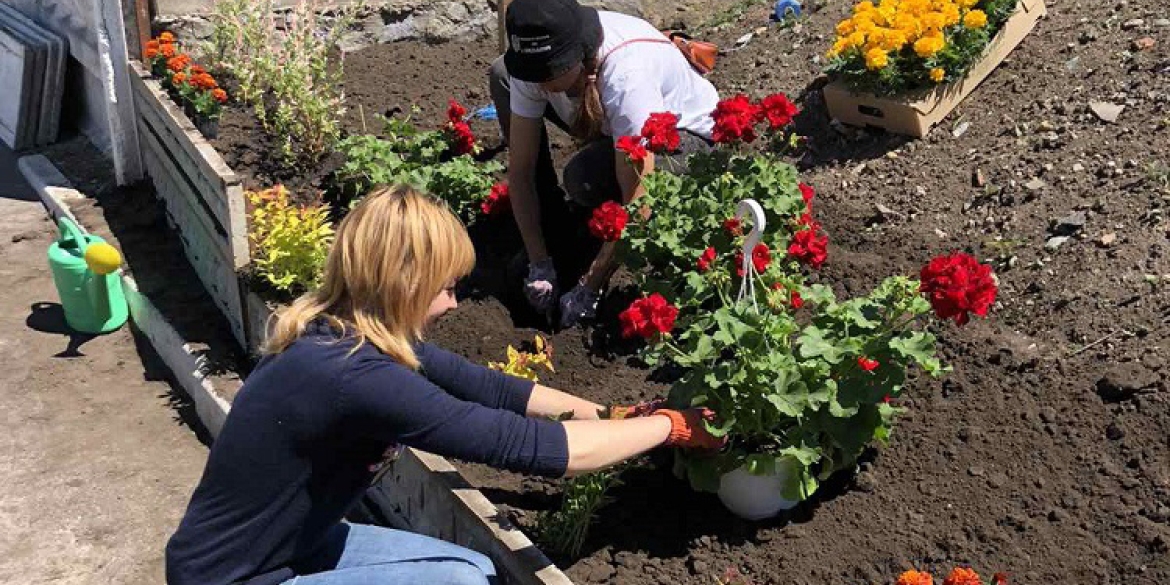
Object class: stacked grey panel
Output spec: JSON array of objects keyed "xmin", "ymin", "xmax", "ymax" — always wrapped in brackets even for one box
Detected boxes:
[{"xmin": 0, "ymin": 4, "xmax": 66, "ymax": 149}]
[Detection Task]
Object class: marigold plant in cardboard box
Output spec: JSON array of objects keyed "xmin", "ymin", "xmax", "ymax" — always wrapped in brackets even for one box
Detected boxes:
[{"xmin": 825, "ymin": 0, "xmax": 1020, "ymax": 94}]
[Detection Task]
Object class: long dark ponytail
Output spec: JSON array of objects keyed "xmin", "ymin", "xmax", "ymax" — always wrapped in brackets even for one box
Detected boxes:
[{"xmin": 570, "ymin": 32, "xmax": 605, "ymax": 141}]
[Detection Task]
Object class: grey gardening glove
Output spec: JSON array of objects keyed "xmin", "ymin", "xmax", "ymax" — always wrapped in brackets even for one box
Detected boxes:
[
  {"xmin": 524, "ymin": 259, "xmax": 559, "ymax": 315},
  {"xmin": 558, "ymin": 284, "xmax": 599, "ymax": 328}
]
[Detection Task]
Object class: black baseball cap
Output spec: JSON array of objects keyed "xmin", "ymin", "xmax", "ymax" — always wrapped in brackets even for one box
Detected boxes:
[{"xmin": 504, "ymin": 0, "xmax": 602, "ymax": 83}]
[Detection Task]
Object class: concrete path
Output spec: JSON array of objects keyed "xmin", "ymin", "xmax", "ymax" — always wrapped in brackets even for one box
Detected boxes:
[{"xmin": 0, "ymin": 144, "xmax": 208, "ymax": 584}]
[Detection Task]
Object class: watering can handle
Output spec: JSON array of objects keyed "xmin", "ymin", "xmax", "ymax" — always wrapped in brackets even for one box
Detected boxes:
[{"xmin": 57, "ymin": 217, "xmax": 88, "ymax": 250}]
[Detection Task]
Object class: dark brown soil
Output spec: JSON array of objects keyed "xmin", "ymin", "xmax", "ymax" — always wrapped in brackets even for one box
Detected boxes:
[{"xmin": 200, "ymin": 2, "xmax": 1169, "ymax": 582}]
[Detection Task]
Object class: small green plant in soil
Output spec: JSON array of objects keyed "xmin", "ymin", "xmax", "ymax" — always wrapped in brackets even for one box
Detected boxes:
[
  {"xmin": 334, "ymin": 103, "xmax": 502, "ymax": 223},
  {"xmin": 533, "ymin": 468, "xmax": 623, "ymax": 559}
]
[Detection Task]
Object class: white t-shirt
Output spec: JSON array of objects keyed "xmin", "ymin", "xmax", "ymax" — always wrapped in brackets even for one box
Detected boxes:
[{"xmin": 509, "ymin": 11, "xmax": 719, "ymax": 141}]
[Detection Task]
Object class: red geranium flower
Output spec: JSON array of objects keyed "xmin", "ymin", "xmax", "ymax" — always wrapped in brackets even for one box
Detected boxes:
[
  {"xmin": 447, "ymin": 121, "xmax": 476, "ymax": 155},
  {"xmin": 734, "ymin": 243, "xmax": 771, "ymax": 277},
  {"xmin": 619, "ymin": 293, "xmax": 679, "ymax": 339},
  {"xmin": 447, "ymin": 99, "xmax": 467, "ymax": 124},
  {"xmin": 797, "ymin": 212, "xmax": 821, "ymax": 233},
  {"xmin": 616, "ymin": 135, "xmax": 648, "ymax": 165},
  {"xmin": 858, "ymin": 356, "xmax": 879, "ymax": 371},
  {"xmin": 640, "ymin": 112, "xmax": 681, "ymax": 153},
  {"xmin": 788, "ymin": 228, "xmax": 828, "ymax": 269},
  {"xmin": 799, "ymin": 182, "xmax": 815, "ymax": 206},
  {"xmin": 697, "ymin": 247, "xmax": 717, "ymax": 272},
  {"xmin": 919, "ymin": 252, "xmax": 998, "ymax": 326},
  {"xmin": 723, "ymin": 217, "xmax": 743, "ymax": 236},
  {"xmin": 711, "ymin": 94, "xmax": 760, "ymax": 144},
  {"xmin": 588, "ymin": 201, "xmax": 628, "ymax": 242},
  {"xmin": 943, "ymin": 567, "xmax": 982, "ymax": 585},
  {"xmin": 757, "ymin": 93, "xmax": 799, "ymax": 130},
  {"xmin": 481, "ymin": 182, "xmax": 510, "ymax": 216}
]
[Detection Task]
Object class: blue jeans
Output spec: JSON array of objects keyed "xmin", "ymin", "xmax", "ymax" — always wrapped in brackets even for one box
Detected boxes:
[{"xmin": 283, "ymin": 523, "xmax": 497, "ymax": 585}]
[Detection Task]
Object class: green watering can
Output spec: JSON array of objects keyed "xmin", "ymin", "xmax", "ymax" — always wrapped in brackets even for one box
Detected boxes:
[{"xmin": 47, "ymin": 217, "xmax": 129, "ymax": 334}]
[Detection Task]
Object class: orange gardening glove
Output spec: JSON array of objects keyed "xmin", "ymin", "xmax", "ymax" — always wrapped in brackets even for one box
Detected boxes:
[
  {"xmin": 606, "ymin": 397, "xmax": 666, "ymax": 419},
  {"xmin": 652, "ymin": 408, "xmax": 726, "ymax": 451}
]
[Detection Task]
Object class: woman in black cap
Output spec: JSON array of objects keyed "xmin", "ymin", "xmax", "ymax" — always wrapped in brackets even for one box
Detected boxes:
[{"xmin": 489, "ymin": 0, "xmax": 720, "ymax": 327}]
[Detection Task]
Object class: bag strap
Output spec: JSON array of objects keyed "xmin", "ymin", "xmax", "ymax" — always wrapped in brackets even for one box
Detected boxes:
[{"xmin": 597, "ymin": 37, "xmax": 674, "ymax": 69}]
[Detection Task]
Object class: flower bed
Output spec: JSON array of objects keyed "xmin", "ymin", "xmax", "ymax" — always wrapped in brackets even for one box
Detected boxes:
[{"xmin": 822, "ymin": 0, "xmax": 1047, "ymax": 136}]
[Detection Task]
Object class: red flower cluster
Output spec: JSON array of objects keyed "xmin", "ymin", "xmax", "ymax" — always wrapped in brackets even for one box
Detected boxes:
[
  {"xmin": 723, "ymin": 217, "xmax": 743, "ymax": 236},
  {"xmin": 757, "ymin": 93, "xmax": 799, "ymax": 130},
  {"xmin": 857, "ymin": 356, "xmax": 879, "ymax": 371},
  {"xmin": 734, "ymin": 243, "xmax": 771, "ymax": 277},
  {"xmin": 616, "ymin": 135, "xmax": 648, "ymax": 165},
  {"xmin": 619, "ymin": 293, "xmax": 679, "ymax": 340},
  {"xmin": 445, "ymin": 99, "xmax": 476, "ymax": 156},
  {"xmin": 711, "ymin": 92, "xmax": 800, "ymax": 144},
  {"xmin": 788, "ymin": 228, "xmax": 828, "ymax": 269},
  {"xmin": 641, "ymin": 112, "xmax": 681, "ymax": 153},
  {"xmin": 447, "ymin": 99, "xmax": 467, "ymax": 123},
  {"xmin": 481, "ymin": 182, "xmax": 510, "ymax": 216},
  {"xmin": 697, "ymin": 247, "xmax": 717, "ymax": 272},
  {"xmin": 712, "ymin": 94, "xmax": 759, "ymax": 144},
  {"xmin": 588, "ymin": 201, "xmax": 628, "ymax": 242},
  {"xmin": 919, "ymin": 252, "xmax": 998, "ymax": 326},
  {"xmin": 799, "ymin": 182, "xmax": 815, "ymax": 208}
]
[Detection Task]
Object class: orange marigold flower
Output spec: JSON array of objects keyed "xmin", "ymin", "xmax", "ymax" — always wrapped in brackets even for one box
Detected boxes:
[
  {"xmin": 166, "ymin": 54, "xmax": 190, "ymax": 72},
  {"xmin": 158, "ymin": 31, "xmax": 175, "ymax": 43},
  {"xmin": 212, "ymin": 88, "xmax": 228, "ymax": 103},
  {"xmin": 146, "ymin": 39, "xmax": 159, "ymax": 50},
  {"xmin": 160, "ymin": 43, "xmax": 177, "ymax": 58},
  {"xmin": 171, "ymin": 72, "xmax": 187, "ymax": 86},
  {"xmin": 192, "ymin": 72, "xmax": 218, "ymax": 90},
  {"xmin": 897, "ymin": 570, "xmax": 934, "ymax": 585},
  {"xmin": 144, "ymin": 46, "xmax": 158, "ymax": 59},
  {"xmin": 943, "ymin": 567, "xmax": 982, "ymax": 585},
  {"xmin": 189, "ymin": 64, "xmax": 206, "ymax": 75}
]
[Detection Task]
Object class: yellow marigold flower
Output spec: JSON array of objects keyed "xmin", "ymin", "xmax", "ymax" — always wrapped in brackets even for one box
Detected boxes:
[
  {"xmin": 957, "ymin": 0, "xmax": 978, "ymax": 7},
  {"xmin": 877, "ymin": 28, "xmax": 908, "ymax": 51},
  {"xmin": 848, "ymin": 31, "xmax": 869, "ymax": 47},
  {"xmin": 930, "ymin": 67, "xmax": 946, "ymax": 82},
  {"xmin": 837, "ymin": 18, "xmax": 857, "ymax": 36},
  {"xmin": 943, "ymin": 3, "xmax": 962, "ymax": 25},
  {"xmin": 913, "ymin": 34, "xmax": 945, "ymax": 57},
  {"xmin": 963, "ymin": 9, "xmax": 988, "ymax": 28},
  {"xmin": 865, "ymin": 47, "xmax": 890, "ymax": 70},
  {"xmin": 854, "ymin": 1, "xmax": 876, "ymax": 14},
  {"xmin": 902, "ymin": 0, "xmax": 931, "ymax": 16},
  {"xmin": 921, "ymin": 11, "xmax": 946, "ymax": 30},
  {"xmin": 828, "ymin": 37, "xmax": 853, "ymax": 56},
  {"xmin": 894, "ymin": 13, "xmax": 921, "ymax": 36},
  {"xmin": 876, "ymin": 4, "xmax": 897, "ymax": 25},
  {"xmin": 856, "ymin": 18, "xmax": 878, "ymax": 33}
]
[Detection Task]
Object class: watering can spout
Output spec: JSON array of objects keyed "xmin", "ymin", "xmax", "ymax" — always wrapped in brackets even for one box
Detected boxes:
[{"xmin": 46, "ymin": 217, "xmax": 129, "ymax": 334}]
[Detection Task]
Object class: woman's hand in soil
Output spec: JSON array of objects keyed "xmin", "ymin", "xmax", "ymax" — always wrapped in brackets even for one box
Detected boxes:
[
  {"xmin": 606, "ymin": 397, "xmax": 666, "ymax": 419},
  {"xmin": 652, "ymin": 408, "xmax": 726, "ymax": 451},
  {"xmin": 524, "ymin": 259, "xmax": 559, "ymax": 314},
  {"xmin": 558, "ymin": 285, "xmax": 599, "ymax": 328}
]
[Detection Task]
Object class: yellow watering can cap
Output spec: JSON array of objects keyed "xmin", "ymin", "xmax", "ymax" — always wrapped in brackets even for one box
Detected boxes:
[{"xmin": 84, "ymin": 242, "xmax": 123, "ymax": 275}]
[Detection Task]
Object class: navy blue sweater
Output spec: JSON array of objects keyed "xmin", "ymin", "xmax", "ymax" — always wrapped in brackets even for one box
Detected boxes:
[{"xmin": 165, "ymin": 322, "xmax": 570, "ymax": 585}]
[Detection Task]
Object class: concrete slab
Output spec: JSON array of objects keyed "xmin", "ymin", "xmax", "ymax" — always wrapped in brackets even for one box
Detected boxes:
[
  {"xmin": 0, "ymin": 3, "xmax": 67, "ymax": 145},
  {"xmin": 0, "ymin": 27, "xmax": 34, "ymax": 149}
]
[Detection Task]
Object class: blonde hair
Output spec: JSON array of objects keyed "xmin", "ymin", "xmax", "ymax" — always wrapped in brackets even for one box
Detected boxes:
[{"xmin": 263, "ymin": 185, "xmax": 475, "ymax": 369}]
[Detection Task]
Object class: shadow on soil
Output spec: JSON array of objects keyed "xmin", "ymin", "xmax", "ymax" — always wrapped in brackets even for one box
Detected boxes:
[
  {"xmin": 25, "ymin": 301, "xmax": 99, "ymax": 357},
  {"xmin": 130, "ymin": 322, "xmax": 215, "ymax": 447},
  {"xmin": 788, "ymin": 79, "xmax": 913, "ymax": 171}
]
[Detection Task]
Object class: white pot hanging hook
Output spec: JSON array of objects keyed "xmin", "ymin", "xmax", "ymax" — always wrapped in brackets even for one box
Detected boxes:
[{"xmin": 735, "ymin": 199, "xmax": 766, "ymax": 310}]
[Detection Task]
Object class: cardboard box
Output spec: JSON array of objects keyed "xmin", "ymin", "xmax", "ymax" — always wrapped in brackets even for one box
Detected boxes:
[{"xmin": 823, "ymin": 0, "xmax": 1047, "ymax": 138}]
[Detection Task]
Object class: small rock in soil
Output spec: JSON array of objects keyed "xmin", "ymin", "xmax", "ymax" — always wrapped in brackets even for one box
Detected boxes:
[
  {"xmin": 1073, "ymin": 162, "xmax": 1086, "ymax": 172},
  {"xmin": 1046, "ymin": 236, "xmax": 1070, "ymax": 250},
  {"xmin": 687, "ymin": 557, "xmax": 710, "ymax": 576},
  {"xmin": 1098, "ymin": 232, "xmax": 1118, "ymax": 247},
  {"xmin": 1106, "ymin": 422, "xmax": 1126, "ymax": 440},
  {"xmin": 1090, "ymin": 101, "xmax": 1126, "ymax": 123},
  {"xmin": 1024, "ymin": 178, "xmax": 1048, "ymax": 191},
  {"xmin": 1155, "ymin": 18, "xmax": 1170, "ymax": 27},
  {"xmin": 1048, "ymin": 508, "xmax": 1071, "ymax": 523},
  {"xmin": 873, "ymin": 203, "xmax": 903, "ymax": 222},
  {"xmin": 1122, "ymin": 18, "xmax": 1144, "ymax": 30},
  {"xmin": 854, "ymin": 470, "xmax": 878, "ymax": 492},
  {"xmin": 1132, "ymin": 37, "xmax": 1156, "ymax": 51},
  {"xmin": 1039, "ymin": 406, "xmax": 1058, "ymax": 423},
  {"xmin": 952, "ymin": 121, "xmax": 971, "ymax": 138},
  {"xmin": 1097, "ymin": 363, "xmax": 1159, "ymax": 402},
  {"xmin": 968, "ymin": 465, "xmax": 986, "ymax": 477},
  {"xmin": 1052, "ymin": 211, "xmax": 1087, "ymax": 235},
  {"xmin": 973, "ymin": 168, "xmax": 986, "ymax": 187},
  {"xmin": 10, "ymin": 230, "xmax": 39, "ymax": 243}
]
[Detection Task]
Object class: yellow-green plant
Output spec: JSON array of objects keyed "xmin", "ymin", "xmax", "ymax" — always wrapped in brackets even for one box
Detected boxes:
[
  {"xmin": 247, "ymin": 185, "xmax": 334, "ymax": 294},
  {"xmin": 488, "ymin": 335, "xmax": 554, "ymax": 382}
]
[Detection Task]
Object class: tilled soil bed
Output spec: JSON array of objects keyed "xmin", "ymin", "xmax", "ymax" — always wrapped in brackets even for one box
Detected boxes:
[{"xmin": 205, "ymin": 0, "xmax": 1168, "ymax": 582}]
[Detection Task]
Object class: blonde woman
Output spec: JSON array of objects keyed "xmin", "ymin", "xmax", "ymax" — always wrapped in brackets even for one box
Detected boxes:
[{"xmin": 165, "ymin": 186, "xmax": 721, "ymax": 585}]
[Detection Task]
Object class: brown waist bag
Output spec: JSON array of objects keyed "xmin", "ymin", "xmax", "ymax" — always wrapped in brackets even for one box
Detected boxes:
[{"xmin": 665, "ymin": 31, "xmax": 718, "ymax": 75}]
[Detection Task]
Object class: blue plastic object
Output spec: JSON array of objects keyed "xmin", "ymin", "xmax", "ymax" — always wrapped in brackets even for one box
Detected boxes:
[
  {"xmin": 773, "ymin": 0, "xmax": 801, "ymax": 20},
  {"xmin": 473, "ymin": 104, "xmax": 498, "ymax": 121}
]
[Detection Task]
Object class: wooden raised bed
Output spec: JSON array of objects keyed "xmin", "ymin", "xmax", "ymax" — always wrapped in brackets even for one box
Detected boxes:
[
  {"xmin": 823, "ymin": 0, "xmax": 1048, "ymax": 137},
  {"xmin": 126, "ymin": 58, "xmax": 571, "ymax": 585}
]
